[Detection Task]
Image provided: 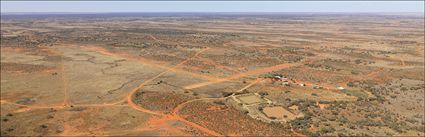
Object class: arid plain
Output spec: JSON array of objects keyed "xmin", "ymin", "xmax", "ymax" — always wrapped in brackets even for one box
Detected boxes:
[{"xmin": 1, "ymin": 13, "xmax": 424, "ymax": 136}]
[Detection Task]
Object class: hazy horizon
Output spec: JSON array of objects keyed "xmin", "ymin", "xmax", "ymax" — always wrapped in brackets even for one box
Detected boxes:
[{"xmin": 1, "ymin": 1, "xmax": 424, "ymax": 13}]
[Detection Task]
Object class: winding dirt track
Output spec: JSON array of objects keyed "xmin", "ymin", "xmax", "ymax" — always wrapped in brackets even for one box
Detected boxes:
[
  {"xmin": 1, "ymin": 46, "xmax": 306, "ymax": 136},
  {"xmin": 125, "ymin": 47, "xmax": 223, "ymax": 136},
  {"xmin": 1, "ymin": 47, "xmax": 221, "ymax": 136},
  {"xmin": 126, "ymin": 47, "xmax": 210, "ymax": 116}
]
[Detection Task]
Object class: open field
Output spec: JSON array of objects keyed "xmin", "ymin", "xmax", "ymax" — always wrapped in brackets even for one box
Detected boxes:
[
  {"xmin": 1, "ymin": 13, "xmax": 424, "ymax": 136},
  {"xmin": 236, "ymin": 94, "xmax": 265, "ymax": 105}
]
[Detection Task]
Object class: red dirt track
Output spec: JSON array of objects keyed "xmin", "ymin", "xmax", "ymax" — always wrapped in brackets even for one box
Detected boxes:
[{"xmin": 1, "ymin": 46, "xmax": 305, "ymax": 136}]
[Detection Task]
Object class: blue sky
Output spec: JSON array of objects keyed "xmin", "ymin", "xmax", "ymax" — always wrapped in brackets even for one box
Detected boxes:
[{"xmin": 1, "ymin": 1, "xmax": 424, "ymax": 13}]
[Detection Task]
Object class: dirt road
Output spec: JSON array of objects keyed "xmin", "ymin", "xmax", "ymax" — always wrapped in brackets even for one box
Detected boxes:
[
  {"xmin": 184, "ymin": 63, "xmax": 299, "ymax": 89},
  {"xmin": 80, "ymin": 45, "xmax": 220, "ymax": 81}
]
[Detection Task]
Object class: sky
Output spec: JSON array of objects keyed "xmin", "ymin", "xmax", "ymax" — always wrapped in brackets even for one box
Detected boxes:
[{"xmin": 1, "ymin": 1, "xmax": 424, "ymax": 13}]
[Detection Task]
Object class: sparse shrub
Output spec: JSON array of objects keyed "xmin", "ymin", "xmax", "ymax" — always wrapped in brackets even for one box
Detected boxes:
[
  {"xmin": 320, "ymin": 126, "xmax": 335, "ymax": 133},
  {"xmin": 40, "ymin": 124, "xmax": 48, "ymax": 128},
  {"xmin": 406, "ymin": 118, "xmax": 418, "ymax": 124},
  {"xmin": 357, "ymin": 119, "xmax": 383, "ymax": 126},
  {"xmin": 6, "ymin": 128, "xmax": 14, "ymax": 132},
  {"xmin": 354, "ymin": 59, "xmax": 362, "ymax": 64},
  {"xmin": 222, "ymin": 92, "xmax": 233, "ymax": 97},
  {"xmin": 47, "ymin": 115, "xmax": 54, "ymax": 119},
  {"xmin": 301, "ymin": 129, "xmax": 320, "ymax": 137},
  {"xmin": 400, "ymin": 87, "xmax": 408, "ymax": 91},
  {"xmin": 338, "ymin": 131, "xmax": 348, "ymax": 137},
  {"xmin": 213, "ymin": 100, "xmax": 225, "ymax": 105},
  {"xmin": 259, "ymin": 92, "xmax": 268, "ymax": 96},
  {"xmin": 347, "ymin": 82, "xmax": 355, "ymax": 87},
  {"xmin": 328, "ymin": 116, "xmax": 337, "ymax": 121},
  {"xmin": 413, "ymin": 125, "xmax": 424, "ymax": 132},
  {"xmin": 135, "ymin": 91, "xmax": 144, "ymax": 97},
  {"xmin": 290, "ymin": 116, "xmax": 312, "ymax": 130}
]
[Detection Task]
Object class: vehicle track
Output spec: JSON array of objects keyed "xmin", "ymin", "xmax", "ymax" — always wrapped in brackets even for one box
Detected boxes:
[
  {"xmin": 80, "ymin": 45, "xmax": 220, "ymax": 81},
  {"xmin": 2, "ymin": 46, "xmax": 299, "ymax": 136},
  {"xmin": 236, "ymin": 78, "xmax": 263, "ymax": 93},
  {"xmin": 184, "ymin": 63, "xmax": 299, "ymax": 89},
  {"xmin": 125, "ymin": 48, "xmax": 223, "ymax": 136},
  {"xmin": 59, "ymin": 52, "xmax": 71, "ymax": 107},
  {"xmin": 126, "ymin": 48, "xmax": 209, "ymax": 115},
  {"xmin": 196, "ymin": 57, "xmax": 241, "ymax": 73},
  {"xmin": 172, "ymin": 78, "xmax": 301, "ymax": 136}
]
